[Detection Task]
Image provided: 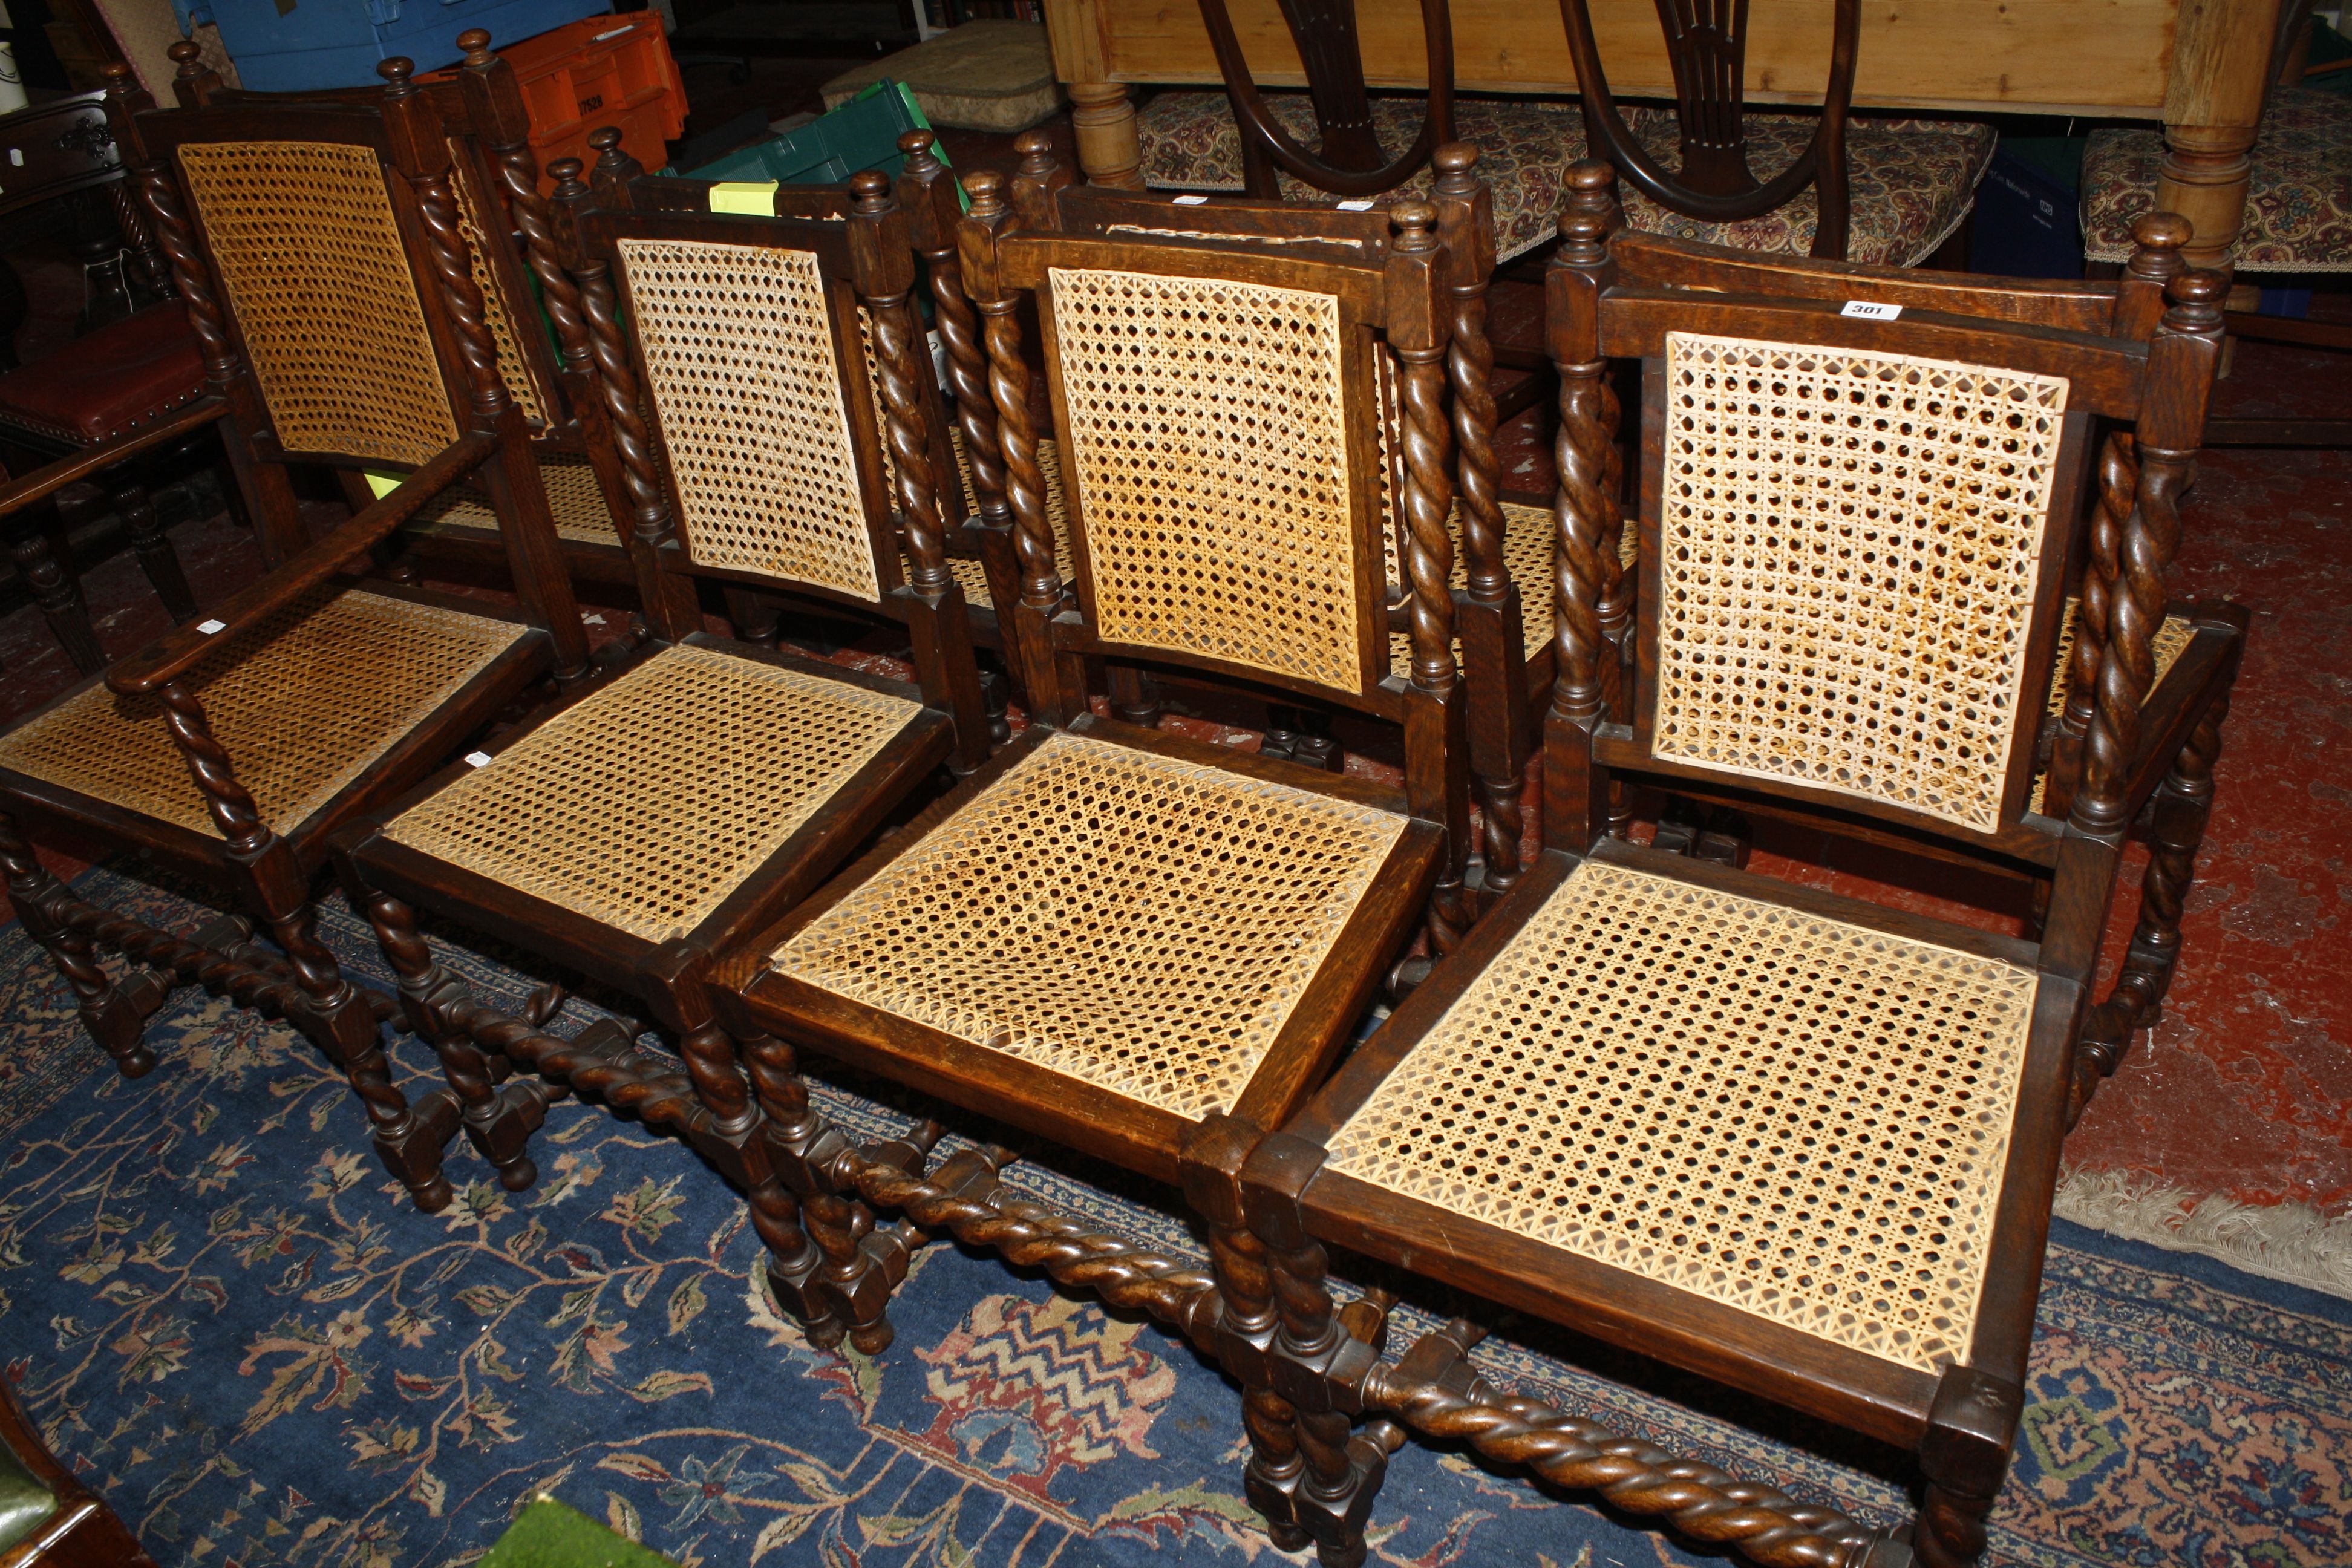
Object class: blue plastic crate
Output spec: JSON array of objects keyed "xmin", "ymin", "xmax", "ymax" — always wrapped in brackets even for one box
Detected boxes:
[{"xmin": 177, "ymin": 0, "xmax": 613, "ymax": 93}]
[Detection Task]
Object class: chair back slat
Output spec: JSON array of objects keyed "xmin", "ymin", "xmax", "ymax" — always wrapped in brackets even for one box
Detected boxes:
[
  {"xmin": 613, "ymin": 229, "xmax": 892, "ymax": 601},
  {"xmin": 175, "ymin": 138, "xmax": 460, "ymax": 466},
  {"xmin": 1043, "ymin": 258, "xmax": 1376, "ymax": 697}
]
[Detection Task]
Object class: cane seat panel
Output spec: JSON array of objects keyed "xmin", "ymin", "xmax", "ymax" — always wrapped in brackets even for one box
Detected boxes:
[
  {"xmin": 1325, "ymin": 858, "xmax": 2036, "ymax": 1374},
  {"xmin": 616, "ymin": 237, "xmax": 881, "ymax": 601},
  {"xmin": 175, "ymin": 141, "xmax": 460, "ymax": 466},
  {"xmin": 771, "ymin": 730, "xmax": 1406, "ymax": 1121},
  {"xmin": 0, "ymin": 589, "xmax": 524, "ymax": 838},
  {"xmin": 1047, "ymin": 266, "xmax": 1367, "ymax": 696},
  {"xmin": 418, "ymin": 454, "xmax": 624, "ymax": 546},
  {"xmin": 384, "ymin": 642, "xmax": 926, "ymax": 944},
  {"xmin": 1650, "ymin": 332, "xmax": 2069, "ymax": 834}
]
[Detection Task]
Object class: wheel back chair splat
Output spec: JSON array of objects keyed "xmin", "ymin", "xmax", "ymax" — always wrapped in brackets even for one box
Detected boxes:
[
  {"xmin": 328, "ymin": 166, "xmax": 995, "ymax": 1338},
  {"xmin": 1202, "ymin": 167, "xmax": 2246, "ymax": 1568},
  {"xmin": 1135, "ymin": 0, "xmax": 1993, "ymax": 270},
  {"xmin": 0, "ymin": 79, "xmax": 223, "ymax": 675},
  {"xmin": 168, "ymin": 31, "xmax": 638, "ymax": 584},
  {"xmin": 0, "ymin": 62, "xmax": 592, "ymax": 1212},
  {"xmin": 589, "ymin": 128, "xmax": 1026, "ymax": 733},
  {"xmin": 701, "ymin": 187, "xmax": 1493, "ymax": 1354},
  {"xmin": 1013, "ymin": 134, "xmax": 1564, "ymax": 930}
]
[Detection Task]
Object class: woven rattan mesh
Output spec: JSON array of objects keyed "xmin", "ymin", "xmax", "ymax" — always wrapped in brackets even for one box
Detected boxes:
[
  {"xmin": 385, "ymin": 643, "xmax": 923, "ymax": 942},
  {"xmin": 1049, "ymin": 266, "xmax": 1365, "ymax": 695},
  {"xmin": 1326, "ymin": 860, "xmax": 2035, "ymax": 1373},
  {"xmin": 2025, "ymin": 599, "xmax": 2198, "ymax": 814},
  {"xmin": 176, "ymin": 142, "xmax": 459, "ymax": 466},
  {"xmin": 1650, "ymin": 333, "xmax": 2069, "ymax": 834},
  {"xmin": 448, "ymin": 145, "xmax": 547, "ymax": 428},
  {"xmin": 1388, "ymin": 499, "xmax": 1556, "ymax": 676},
  {"xmin": 419, "ymin": 454, "xmax": 622, "ymax": 546},
  {"xmin": 618, "ymin": 237, "xmax": 880, "ymax": 601},
  {"xmin": 772, "ymin": 730, "xmax": 1405, "ymax": 1120},
  {"xmin": 0, "ymin": 589, "xmax": 523, "ymax": 837}
]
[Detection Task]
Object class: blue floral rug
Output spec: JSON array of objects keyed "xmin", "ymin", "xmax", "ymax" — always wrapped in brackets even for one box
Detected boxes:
[{"xmin": 2, "ymin": 867, "xmax": 2347, "ymax": 1567}]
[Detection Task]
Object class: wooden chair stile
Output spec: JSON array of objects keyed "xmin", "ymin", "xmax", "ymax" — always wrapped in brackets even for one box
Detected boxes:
[
  {"xmin": 1200, "ymin": 166, "xmax": 2246, "ymax": 1567},
  {"xmin": 699, "ymin": 183, "xmax": 1501, "ymax": 1362},
  {"xmin": 0, "ymin": 62, "xmax": 594, "ymax": 1214},
  {"xmin": 327, "ymin": 163, "xmax": 1003, "ymax": 1349}
]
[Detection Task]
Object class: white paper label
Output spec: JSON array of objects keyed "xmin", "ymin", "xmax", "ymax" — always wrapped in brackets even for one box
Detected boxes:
[
  {"xmin": 1840, "ymin": 300, "xmax": 1903, "ymax": 320},
  {"xmin": 464, "ymin": 751, "xmax": 494, "ymax": 768},
  {"xmin": 197, "ymin": 618, "xmax": 226, "ymax": 634},
  {"xmin": 1173, "ymin": 194, "xmax": 1209, "ymax": 206},
  {"xmin": 1336, "ymin": 199, "xmax": 1376, "ymax": 211}
]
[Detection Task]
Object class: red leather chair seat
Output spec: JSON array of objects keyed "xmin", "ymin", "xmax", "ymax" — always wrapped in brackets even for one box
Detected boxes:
[{"xmin": 0, "ymin": 301, "xmax": 205, "ymax": 448}]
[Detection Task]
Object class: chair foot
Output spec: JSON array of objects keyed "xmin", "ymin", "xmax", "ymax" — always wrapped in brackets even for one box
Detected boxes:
[
  {"xmin": 374, "ymin": 1086, "xmax": 464, "ymax": 1212},
  {"xmin": 80, "ymin": 964, "xmax": 171, "ymax": 1078},
  {"xmin": 464, "ymin": 1078, "xmax": 559, "ymax": 1191}
]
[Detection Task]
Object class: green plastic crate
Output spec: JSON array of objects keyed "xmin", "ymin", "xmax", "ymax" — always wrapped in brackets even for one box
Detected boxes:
[{"xmin": 685, "ymin": 79, "xmax": 958, "ymax": 203}]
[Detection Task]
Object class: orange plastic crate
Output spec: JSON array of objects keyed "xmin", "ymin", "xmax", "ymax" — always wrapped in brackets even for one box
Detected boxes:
[{"xmin": 428, "ymin": 12, "xmax": 684, "ymax": 192}]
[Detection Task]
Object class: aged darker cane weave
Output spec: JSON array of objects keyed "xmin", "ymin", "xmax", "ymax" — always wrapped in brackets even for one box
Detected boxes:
[{"xmin": 175, "ymin": 141, "xmax": 460, "ymax": 466}]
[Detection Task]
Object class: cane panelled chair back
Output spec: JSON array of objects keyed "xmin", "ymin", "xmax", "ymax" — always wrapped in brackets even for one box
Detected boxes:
[
  {"xmin": 564, "ymin": 169, "xmax": 988, "ymax": 765},
  {"xmin": 169, "ymin": 34, "xmax": 635, "ymax": 572},
  {"xmin": 1197, "ymin": 178, "xmax": 2236, "ymax": 1568}
]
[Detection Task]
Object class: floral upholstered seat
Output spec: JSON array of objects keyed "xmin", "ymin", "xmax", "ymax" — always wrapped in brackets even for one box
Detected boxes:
[
  {"xmin": 1135, "ymin": 90, "xmax": 1993, "ymax": 267},
  {"xmin": 2081, "ymin": 88, "xmax": 2352, "ymax": 271}
]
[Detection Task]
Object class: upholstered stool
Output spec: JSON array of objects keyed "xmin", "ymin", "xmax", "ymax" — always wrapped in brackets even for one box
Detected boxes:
[{"xmin": 820, "ymin": 19, "xmax": 1062, "ymax": 133}]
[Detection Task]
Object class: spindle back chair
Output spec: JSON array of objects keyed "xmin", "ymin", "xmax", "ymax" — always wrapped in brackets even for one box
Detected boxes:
[
  {"xmin": 330, "ymin": 169, "xmax": 984, "ymax": 1305},
  {"xmin": 1212, "ymin": 171, "xmax": 2243, "ymax": 1568},
  {"xmin": 707, "ymin": 189, "xmax": 1485, "ymax": 1353},
  {"xmin": 0, "ymin": 60, "xmax": 590, "ymax": 1214}
]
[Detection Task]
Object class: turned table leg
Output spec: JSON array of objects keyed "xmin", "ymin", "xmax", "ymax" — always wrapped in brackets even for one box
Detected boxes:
[{"xmin": 1068, "ymin": 80, "xmax": 1145, "ymax": 189}]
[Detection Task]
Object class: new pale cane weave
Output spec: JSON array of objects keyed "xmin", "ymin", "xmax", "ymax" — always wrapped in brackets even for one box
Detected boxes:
[
  {"xmin": 1324, "ymin": 859, "xmax": 2037, "ymax": 1374},
  {"xmin": 1047, "ymin": 266, "xmax": 1366, "ymax": 696},
  {"xmin": 2024, "ymin": 597, "xmax": 2199, "ymax": 815},
  {"xmin": 175, "ymin": 142, "xmax": 460, "ymax": 467},
  {"xmin": 616, "ymin": 237, "xmax": 881, "ymax": 601},
  {"xmin": 1651, "ymin": 333, "xmax": 2069, "ymax": 834},
  {"xmin": 418, "ymin": 454, "xmax": 623, "ymax": 546},
  {"xmin": 446, "ymin": 143, "xmax": 549, "ymax": 429},
  {"xmin": 771, "ymin": 731, "xmax": 1405, "ymax": 1120},
  {"xmin": 384, "ymin": 643, "xmax": 925, "ymax": 944},
  {"xmin": 0, "ymin": 589, "xmax": 524, "ymax": 838}
]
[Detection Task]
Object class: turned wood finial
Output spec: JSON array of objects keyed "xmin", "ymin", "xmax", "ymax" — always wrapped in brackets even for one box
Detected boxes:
[
  {"xmin": 2164, "ymin": 266, "xmax": 2228, "ymax": 333},
  {"xmin": 1557, "ymin": 160, "xmax": 1620, "ymax": 260},
  {"xmin": 546, "ymin": 157, "xmax": 587, "ymax": 199},
  {"xmin": 166, "ymin": 40, "xmax": 203, "ymax": 73},
  {"xmin": 1014, "ymin": 128, "xmax": 1062, "ymax": 183},
  {"xmin": 898, "ymin": 127, "xmax": 941, "ymax": 177},
  {"xmin": 962, "ymin": 168, "xmax": 1007, "ymax": 222},
  {"xmin": 849, "ymin": 168, "xmax": 892, "ymax": 211},
  {"xmin": 1390, "ymin": 200, "xmax": 1439, "ymax": 252},
  {"xmin": 457, "ymin": 27, "xmax": 494, "ymax": 65},
  {"xmin": 1431, "ymin": 140, "xmax": 1479, "ymax": 180},
  {"xmin": 377, "ymin": 56, "xmax": 417, "ymax": 99}
]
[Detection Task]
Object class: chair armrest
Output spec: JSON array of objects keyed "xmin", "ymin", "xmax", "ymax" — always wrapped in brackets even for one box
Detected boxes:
[
  {"xmin": 106, "ymin": 431, "xmax": 498, "ymax": 696},
  {"xmin": 0, "ymin": 397, "xmax": 227, "ymax": 520}
]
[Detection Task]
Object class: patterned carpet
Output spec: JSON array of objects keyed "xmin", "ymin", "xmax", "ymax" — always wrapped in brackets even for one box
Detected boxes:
[{"xmin": 2, "ymin": 867, "xmax": 2348, "ymax": 1567}]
